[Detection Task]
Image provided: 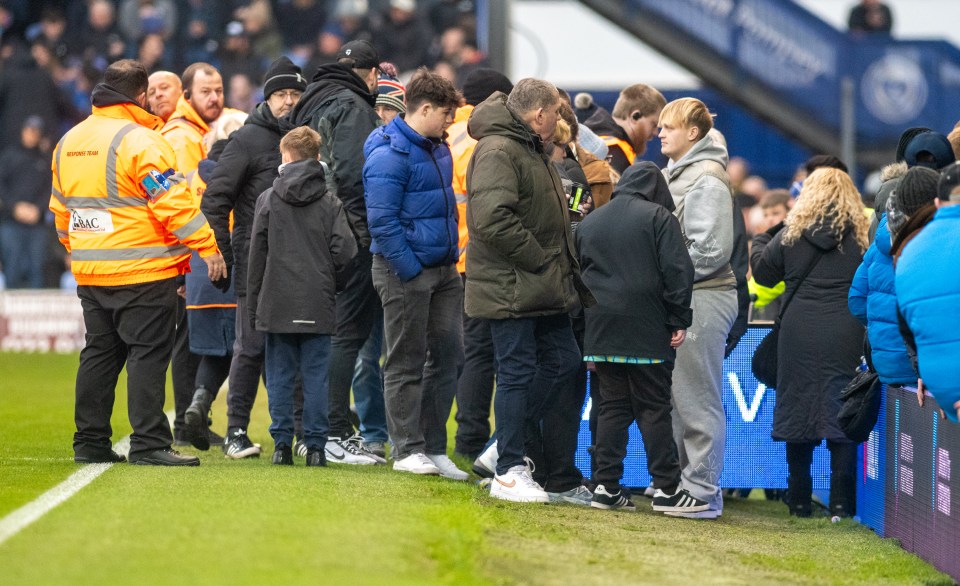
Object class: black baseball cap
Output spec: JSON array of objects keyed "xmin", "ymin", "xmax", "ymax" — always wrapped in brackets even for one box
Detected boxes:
[{"xmin": 337, "ymin": 40, "xmax": 381, "ymax": 70}]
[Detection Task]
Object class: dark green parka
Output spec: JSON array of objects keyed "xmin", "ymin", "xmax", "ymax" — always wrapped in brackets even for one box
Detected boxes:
[{"xmin": 464, "ymin": 92, "xmax": 593, "ymax": 319}]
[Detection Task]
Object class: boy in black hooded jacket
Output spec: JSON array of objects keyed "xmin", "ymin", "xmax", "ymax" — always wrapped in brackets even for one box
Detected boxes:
[
  {"xmin": 247, "ymin": 127, "xmax": 357, "ymax": 466},
  {"xmin": 575, "ymin": 161, "xmax": 707, "ymax": 514}
]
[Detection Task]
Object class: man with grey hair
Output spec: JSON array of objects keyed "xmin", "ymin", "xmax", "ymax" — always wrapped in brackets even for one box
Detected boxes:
[{"xmin": 465, "ymin": 78, "xmax": 594, "ymax": 503}]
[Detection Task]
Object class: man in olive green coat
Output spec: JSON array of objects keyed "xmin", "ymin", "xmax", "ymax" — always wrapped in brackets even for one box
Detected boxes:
[{"xmin": 465, "ymin": 78, "xmax": 594, "ymax": 503}]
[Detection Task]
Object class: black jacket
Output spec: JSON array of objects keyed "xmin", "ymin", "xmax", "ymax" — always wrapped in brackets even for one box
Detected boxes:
[
  {"xmin": 247, "ymin": 159, "xmax": 357, "ymax": 334},
  {"xmin": 0, "ymin": 144, "xmax": 50, "ymax": 225},
  {"xmin": 752, "ymin": 223, "xmax": 864, "ymax": 442},
  {"xmin": 200, "ymin": 102, "xmax": 283, "ymax": 297},
  {"xmin": 576, "ymin": 162, "xmax": 694, "ymax": 361},
  {"xmin": 286, "ymin": 63, "xmax": 381, "ymax": 248}
]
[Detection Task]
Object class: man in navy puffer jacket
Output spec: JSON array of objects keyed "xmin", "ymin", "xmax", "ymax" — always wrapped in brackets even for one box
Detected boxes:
[
  {"xmin": 363, "ymin": 70, "xmax": 467, "ymax": 478},
  {"xmin": 848, "ymin": 213, "xmax": 916, "ymax": 386}
]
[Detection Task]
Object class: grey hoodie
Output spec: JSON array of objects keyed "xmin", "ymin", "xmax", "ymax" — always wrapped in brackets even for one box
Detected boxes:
[{"xmin": 662, "ymin": 133, "xmax": 735, "ymax": 286}]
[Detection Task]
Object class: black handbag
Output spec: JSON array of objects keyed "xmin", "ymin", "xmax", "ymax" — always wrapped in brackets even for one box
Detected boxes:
[
  {"xmin": 751, "ymin": 248, "xmax": 825, "ymax": 388},
  {"xmin": 838, "ymin": 359, "xmax": 882, "ymax": 443}
]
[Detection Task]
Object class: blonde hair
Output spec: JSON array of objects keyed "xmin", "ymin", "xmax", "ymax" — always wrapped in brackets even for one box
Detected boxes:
[
  {"xmin": 551, "ymin": 118, "xmax": 572, "ymax": 146},
  {"xmin": 783, "ymin": 168, "xmax": 869, "ymax": 252},
  {"xmin": 658, "ymin": 98, "xmax": 714, "ymax": 141},
  {"xmin": 203, "ymin": 110, "xmax": 248, "ymax": 151}
]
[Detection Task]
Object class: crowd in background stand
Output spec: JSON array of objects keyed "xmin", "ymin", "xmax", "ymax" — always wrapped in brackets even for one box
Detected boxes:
[{"xmin": 0, "ymin": 0, "xmax": 483, "ymax": 288}]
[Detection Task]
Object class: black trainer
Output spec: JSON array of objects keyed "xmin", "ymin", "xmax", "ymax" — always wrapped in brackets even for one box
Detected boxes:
[
  {"xmin": 130, "ymin": 448, "xmax": 200, "ymax": 466},
  {"xmin": 591, "ymin": 484, "xmax": 636, "ymax": 511},
  {"xmin": 652, "ymin": 487, "xmax": 710, "ymax": 513},
  {"xmin": 294, "ymin": 439, "xmax": 308, "ymax": 458},
  {"xmin": 74, "ymin": 448, "xmax": 126, "ymax": 464},
  {"xmin": 305, "ymin": 449, "xmax": 326, "ymax": 467},
  {"xmin": 223, "ymin": 428, "xmax": 262, "ymax": 459},
  {"xmin": 184, "ymin": 387, "xmax": 214, "ymax": 450},
  {"xmin": 272, "ymin": 446, "xmax": 293, "ymax": 466}
]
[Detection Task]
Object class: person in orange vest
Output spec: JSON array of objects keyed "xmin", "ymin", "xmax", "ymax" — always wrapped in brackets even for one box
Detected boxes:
[
  {"xmin": 582, "ymin": 83, "xmax": 665, "ymax": 174},
  {"xmin": 146, "ymin": 71, "xmax": 181, "ymax": 122},
  {"xmin": 160, "ymin": 62, "xmax": 226, "ymax": 450},
  {"xmin": 50, "ymin": 59, "xmax": 227, "ymax": 466},
  {"xmin": 447, "ymin": 68, "xmax": 513, "ymax": 460}
]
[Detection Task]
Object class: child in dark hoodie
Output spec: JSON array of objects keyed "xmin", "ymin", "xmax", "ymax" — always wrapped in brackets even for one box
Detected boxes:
[
  {"xmin": 575, "ymin": 161, "xmax": 707, "ymax": 515},
  {"xmin": 247, "ymin": 127, "xmax": 357, "ymax": 466}
]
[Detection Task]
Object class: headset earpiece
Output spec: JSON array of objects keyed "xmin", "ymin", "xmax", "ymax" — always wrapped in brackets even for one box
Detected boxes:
[
  {"xmin": 184, "ymin": 89, "xmax": 192, "ymax": 100},
  {"xmin": 631, "ymin": 112, "xmax": 642, "ymax": 121}
]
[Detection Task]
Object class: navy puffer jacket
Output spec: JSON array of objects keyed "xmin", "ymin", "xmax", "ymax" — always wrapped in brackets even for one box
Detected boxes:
[{"xmin": 363, "ymin": 115, "xmax": 458, "ymax": 281}]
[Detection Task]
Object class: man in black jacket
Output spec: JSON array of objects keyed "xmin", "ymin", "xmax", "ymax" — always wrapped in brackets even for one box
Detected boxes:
[
  {"xmin": 575, "ymin": 161, "xmax": 708, "ymax": 514},
  {"xmin": 200, "ymin": 56, "xmax": 307, "ymax": 459},
  {"xmin": 286, "ymin": 40, "xmax": 385, "ymax": 464}
]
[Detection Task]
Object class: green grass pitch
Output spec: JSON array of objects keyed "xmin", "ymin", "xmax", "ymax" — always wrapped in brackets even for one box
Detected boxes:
[{"xmin": 0, "ymin": 352, "xmax": 952, "ymax": 585}]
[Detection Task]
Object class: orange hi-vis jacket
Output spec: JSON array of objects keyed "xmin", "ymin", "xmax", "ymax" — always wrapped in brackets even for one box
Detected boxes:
[
  {"xmin": 160, "ymin": 95, "xmax": 210, "ymax": 174},
  {"xmin": 49, "ymin": 99, "xmax": 219, "ymax": 287},
  {"xmin": 449, "ymin": 105, "xmax": 476, "ymax": 274},
  {"xmin": 600, "ymin": 135, "xmax": 636, "ymax": 166}
]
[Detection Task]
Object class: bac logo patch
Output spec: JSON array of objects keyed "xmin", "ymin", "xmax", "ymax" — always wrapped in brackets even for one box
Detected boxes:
[
  {"xmin": 141, "ymin": 169, "xmax": 171, "ymax": 201},
  {"xmin": 70, "ymin": 209, "xmax": 114, "ymax": 233}
]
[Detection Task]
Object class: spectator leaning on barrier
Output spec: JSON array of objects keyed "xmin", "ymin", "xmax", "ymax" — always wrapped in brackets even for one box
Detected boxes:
[
  {"xmin": 247, "ymin": 126, "xmax": 358, "ymax": 467},
  {"xmin": 658, "ymin": 98, "xmax": 737, "ymax": 519},
  {"xmin": 895, "ymin": 163, "xmax": 960, "ymax": 424},
  {"xmin": 752, "ymin": 168, "xmax": 869, "ymax": 518},
  {"xmin": 50, "ymin": 59, "xmax": 226, "ymax": 467},
  {"xmin": 287, "ymin": 38, "xmax": 385, "ymax": 465},
  {"xmin": 364, "ymin": 69, "xmax": 465, "ymax": 479},
  {"xmin": 201, "ymin": 56, "xmax": 307, "ymax": 460},
  {"xmin": 465, "ymin": 78, "xmax": 595, "ymax": 503}
]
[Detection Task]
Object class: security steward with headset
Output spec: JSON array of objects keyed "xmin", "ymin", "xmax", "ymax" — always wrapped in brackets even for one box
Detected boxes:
[
  {"xmin": 582, "ymin": 83, "xmax": 666, "ymax": 174},
  {"xmin": 50, "ymin": 59, "xmax": 227, "ymax": 466}
]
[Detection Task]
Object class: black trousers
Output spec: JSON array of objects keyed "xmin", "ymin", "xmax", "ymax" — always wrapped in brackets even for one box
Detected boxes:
[
  {"xmin": 74, "ymin": 278, "xmax": 177, "ymax": 458},
  {"xmin": 328, "ymin": 247, "xmax": 382, "ymax": 440},
  {"xmin": 453, "ymin": 274, "xmax": 496, "ymax": 458},
  {"xmin": 171, "ymin": 295, "xmax": 201, "ymax": 430},
  {"xmin": 593, "ymin": 362, "xmax": 680, "ymax": 493},
  {"xmin": 785, "ymin": 439, "xmax": 858, "ymax": 516}
]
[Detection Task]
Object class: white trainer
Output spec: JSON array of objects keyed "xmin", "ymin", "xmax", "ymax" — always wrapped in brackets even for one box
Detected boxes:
[
  {"xmin": 471, "ymin": 441, "xmax": 498, "ymax": 478},
  {"xmin": 325, "ymin": 438, "xmax": 378, "ymax": 465},
  {"xmin": 427, "ymin": 454, "xmax": 469, "ymax": 481},
  {"xmin": 490, "ymin": 465, "xmax": 549, "ymax": 503},
  {"xmin": 393, "ymin": 452, "xmax": 441, "ymax": 475}
]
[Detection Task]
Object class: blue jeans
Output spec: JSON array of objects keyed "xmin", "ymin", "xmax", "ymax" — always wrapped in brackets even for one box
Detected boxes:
[
  {"xmin": 0, "ymin": 222, "xmax": 47, "ymax": 289},
  {"xmin": 488, "ymin": 313, "xmax": 581, "ymax": 476},
  {"xmin": 352, "ymin": 315, "xmax": 388, "ymax": 442},
  {"xmin": 265, "ymin": 333, "xmax": 331, "ymax": 450}
]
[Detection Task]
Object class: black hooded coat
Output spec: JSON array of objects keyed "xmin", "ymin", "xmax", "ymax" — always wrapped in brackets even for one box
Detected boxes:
[{"xmin": 576, "ymin": 161, "xmax": 694, "ymax": 361}]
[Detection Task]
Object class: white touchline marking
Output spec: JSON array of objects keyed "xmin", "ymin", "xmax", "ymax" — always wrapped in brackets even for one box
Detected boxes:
[
  {"xmin": 0, "ymin": 436, "xmax": 129, "ymax": 547},
  {"xmin": 0, "ymin": 411, "xmax": 174, "ymax": 547}
]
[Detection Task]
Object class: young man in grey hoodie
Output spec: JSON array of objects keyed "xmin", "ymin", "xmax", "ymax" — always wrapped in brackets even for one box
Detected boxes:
[{"xmin": 658, "ymin": 98, "xmax": 738, "ymax": 519}]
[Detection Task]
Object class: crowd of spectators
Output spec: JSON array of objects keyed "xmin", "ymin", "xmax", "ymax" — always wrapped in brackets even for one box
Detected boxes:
[{"xmin": 0, "ymin": 0, "xmax": 485, "ymax": 288}]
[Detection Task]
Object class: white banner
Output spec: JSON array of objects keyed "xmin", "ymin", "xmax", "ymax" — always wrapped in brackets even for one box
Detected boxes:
[{"xmin": 0, "ymin": 290, "xmax": 85, "ymax": 353}]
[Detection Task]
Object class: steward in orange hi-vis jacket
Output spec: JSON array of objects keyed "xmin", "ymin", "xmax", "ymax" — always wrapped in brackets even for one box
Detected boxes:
[{"xmin": 49, "ymin": 60, "xmax": 226, "ymax": 468}]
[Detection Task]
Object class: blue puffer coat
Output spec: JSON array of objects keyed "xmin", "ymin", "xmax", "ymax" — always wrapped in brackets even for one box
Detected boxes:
[
  {"xmin": 896, "ymin": 204, "xmax": 960, "ymax": 423},
  {"xmin": 848, "ymin": 214, "xmax": 915, "ymax": 384},
  {"xmin": 363, "ymin": 115, "xmax": 458, "ymax": 281}
]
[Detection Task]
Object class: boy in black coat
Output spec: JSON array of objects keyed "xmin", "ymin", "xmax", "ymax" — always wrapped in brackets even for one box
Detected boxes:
[
  {"xmin": 247, "ymin": 127, "xmax": 357, "ymax": 466},
  {"xmin": 575, "ymin": 161, "xmax": 707, "ymax": 514}
]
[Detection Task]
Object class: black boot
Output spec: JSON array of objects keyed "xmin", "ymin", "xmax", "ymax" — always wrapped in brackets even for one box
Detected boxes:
[
  {"xmin": 184, "ymin": 387, "xmax": 214, "ymax": 450},
  {"xmin": 828, "ymin": 441, "xmax": 858, "ymax": 517}
]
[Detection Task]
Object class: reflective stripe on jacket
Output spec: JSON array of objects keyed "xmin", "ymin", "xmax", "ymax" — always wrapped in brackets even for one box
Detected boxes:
[
  {"xmin": 449, "ymin": 105, "xmax": 476, "ymax": 273},
  {"xmin": 50, "ymin": 101, "xmax": 218, "ymax": 287}
]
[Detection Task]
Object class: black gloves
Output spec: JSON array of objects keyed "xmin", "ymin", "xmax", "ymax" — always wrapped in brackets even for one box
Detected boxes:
[{"xmin": 211, "ymin": 265, "xmax": 232, "ymax": 293}]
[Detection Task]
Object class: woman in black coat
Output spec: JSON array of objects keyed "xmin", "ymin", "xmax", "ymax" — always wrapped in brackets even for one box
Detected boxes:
[{"xmin": 751, "ymin": 168, "xmax": 870, "ymax": 518}]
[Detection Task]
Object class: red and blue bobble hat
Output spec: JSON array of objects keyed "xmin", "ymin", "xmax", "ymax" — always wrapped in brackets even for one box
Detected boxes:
[{"xmin": 376, "ymin": 75, "xmax": 406, "ymax": 113}]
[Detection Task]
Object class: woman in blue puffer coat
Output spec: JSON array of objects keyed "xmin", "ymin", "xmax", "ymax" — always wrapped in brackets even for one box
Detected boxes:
[{"xmin": 848, "ymin": 212, "xmax": 916, "ymax": 386}]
